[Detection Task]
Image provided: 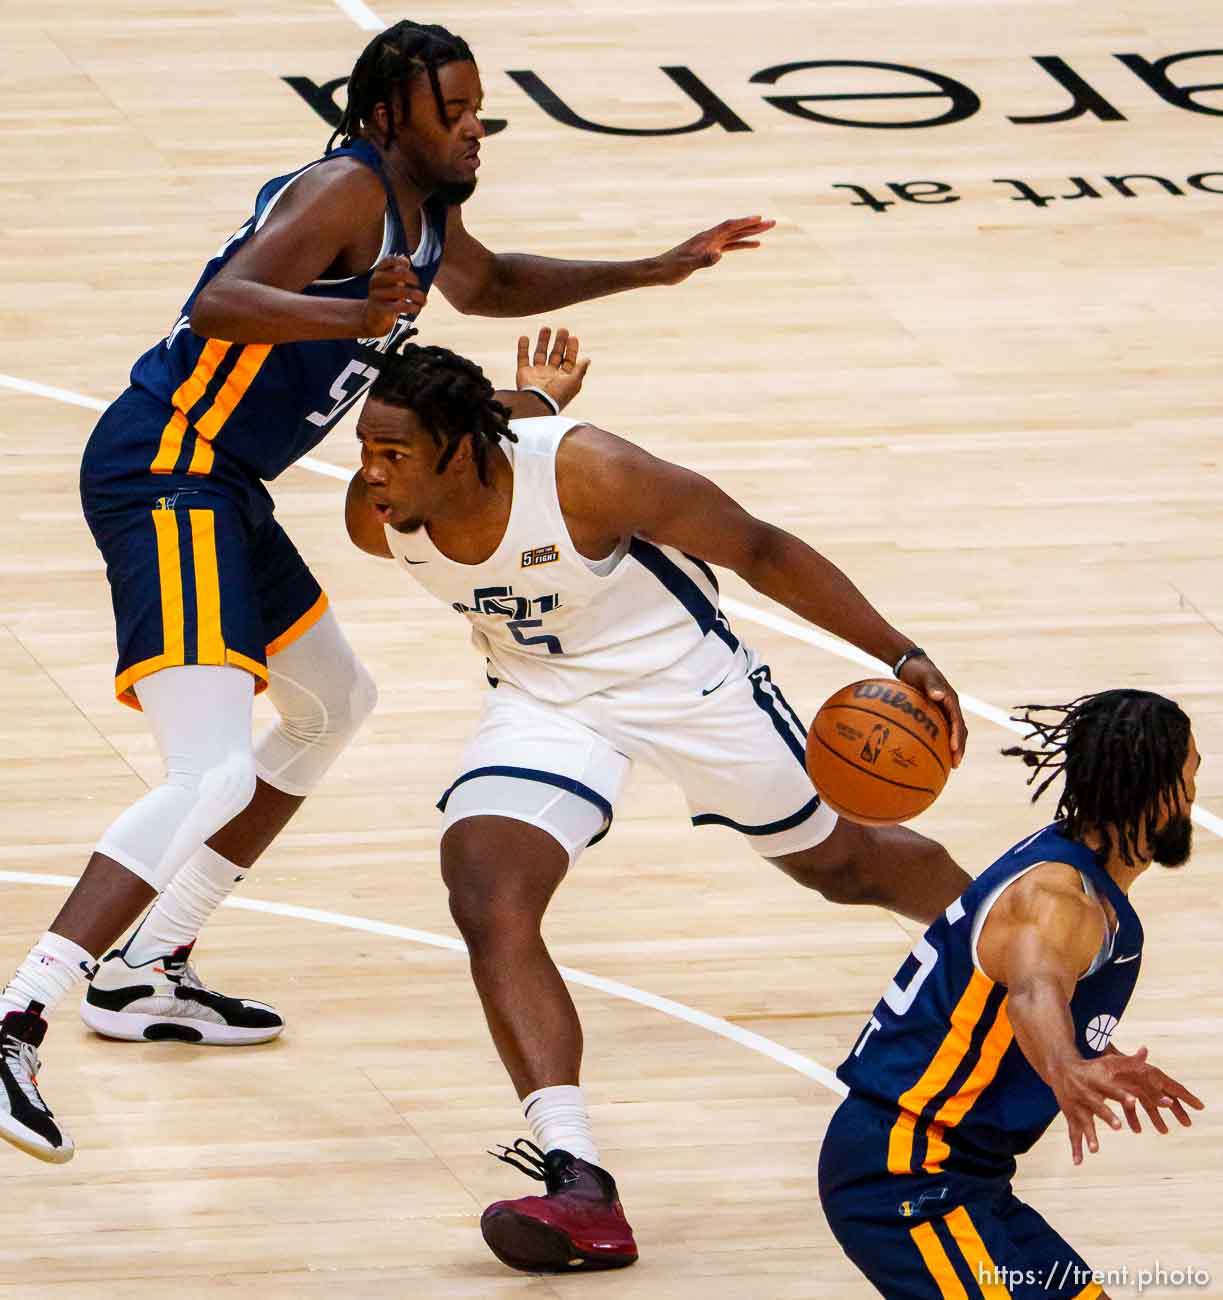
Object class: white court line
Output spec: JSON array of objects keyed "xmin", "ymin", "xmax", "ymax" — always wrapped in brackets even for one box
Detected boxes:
[
  {"xmin": 334, "ymin": 0, "xmax": 383, "ymax": 32},
  {"xmin": 0, "ymin": 871, "xmax": 847, "ymax": 1096}
]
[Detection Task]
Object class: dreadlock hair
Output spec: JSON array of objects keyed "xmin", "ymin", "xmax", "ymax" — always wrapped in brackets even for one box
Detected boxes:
[
  {"xmin": 1002, "ymin": 689, "xmax": 1191, "ymax": 867},
  {"xmin": 365, "ymin": 341, "xmax": 516, "ymax": 485},
  {"xmin": 328, "ymin": 20, "xmax": 475, "ymax": 152}
]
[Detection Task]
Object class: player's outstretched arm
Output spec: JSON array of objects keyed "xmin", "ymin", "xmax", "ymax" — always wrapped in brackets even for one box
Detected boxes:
[
  {"xmin": 345, "ymin": 473, "xmax": 394, "ymax": 559},
  {"xmin": 190, "ymin": 161, "xmax": 426, "ymax": 344},
  {"xmin": 977, "ymin": 867, "xmax": 1203, "ymax": 1164},
  {"xmin": 555, "ymin": 428, "xmax": 966, "ymax": 762},
  {"xmin": 433, "ymin": 208, "xmax": 775, "ymax": 317}
]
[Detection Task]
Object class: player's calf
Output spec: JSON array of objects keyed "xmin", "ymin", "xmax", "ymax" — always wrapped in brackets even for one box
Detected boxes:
[{"xmin": 773, "ymin": 819, "xmax": 970, "ymax": 925}]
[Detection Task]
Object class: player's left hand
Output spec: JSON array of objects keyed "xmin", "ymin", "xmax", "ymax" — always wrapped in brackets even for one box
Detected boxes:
[
  {"xmin": 898, "ymin": 655, "xmax": 967, "ymax": 768},
  {"xmin": 652, "ymin": 216, "xmax": 777, "ymax": 285},
  {"xmin": 515, "ymin": 326, "xmax": 591, "ymax": 411}
]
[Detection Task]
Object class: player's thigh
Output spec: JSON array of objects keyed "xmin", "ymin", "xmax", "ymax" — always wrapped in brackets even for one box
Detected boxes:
[
  {"xmin": 251, "ymin": 513, "xmax": 328, "ymax": 659},
  {"xmin": 438, "ymin": 686, "xmax": 631, "ymax": 872},
  {"xmin": 988, "ymin": 1194, "xmax": 1103, "ymax": 1299},
  {"xmin": 896, "ymin": 1192, "xmax": 1101, "ymax": 1300},
  {"xmin": 642, "ymin": 659, "xmax": 835, "ymax": 859},
  {"xmin": 83, "ymin": 483, "xmax": 268, "ymax": 709}
]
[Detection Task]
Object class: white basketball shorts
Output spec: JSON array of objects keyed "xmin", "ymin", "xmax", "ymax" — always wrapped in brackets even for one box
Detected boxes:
[{"xmin": 437, "ymin": 648, "xmax": 837, "ymax": 864}]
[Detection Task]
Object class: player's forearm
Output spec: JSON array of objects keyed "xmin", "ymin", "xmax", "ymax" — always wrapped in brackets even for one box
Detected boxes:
[
  {"xmin": 464, "ymin": 253, "xmax": 666, "ymax": 317},
  {"xmin": 190, "ymin": 280, "xmax": 368, "ymax": 344},
  {"xmin": 1008, "ymin": 976, "xmax": 1084, "ymax": 1091},
  {"xmin": 740, "ymin": 526, "xmax": 912, "ymax": 668}
]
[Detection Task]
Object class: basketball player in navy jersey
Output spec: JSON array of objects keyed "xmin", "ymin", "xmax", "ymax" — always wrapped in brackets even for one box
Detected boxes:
[
  {"xmin": 343, "ymin": 333, "xmax": 972, "ymax": 1271},
  {"xmin": 0, "ymin": 20, "xmax": 774, "ymax": 1165},
  {"xmin": 822, "ymin": 690, "xmax": 1204, "ymax": 1300}
]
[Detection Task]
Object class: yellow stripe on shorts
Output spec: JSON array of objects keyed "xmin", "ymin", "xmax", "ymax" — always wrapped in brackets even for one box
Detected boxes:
[
  {"xmin": 943, "ymin": 1205, "xmax": 1012, "ymax": 1298},
  {"xmin": 151, "ymin": 508, "xmax": 185, "ymax": 665},
  {"xmin": 188, "ymin": 509, "xmax": 225, "ymax": 664},
  {"xmin": 909, "ymin": 1221, "xmax": 969, "ymax": 1300}
]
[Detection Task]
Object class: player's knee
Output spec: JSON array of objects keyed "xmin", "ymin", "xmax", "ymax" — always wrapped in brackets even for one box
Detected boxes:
[
  {"xmin": 346, "ymin": 656, "xmax": 379, "ymax": 737},
  {"xmin": 774, "ymin": 842, "xmax": 879, "ymax": 907},
  {"xmin": 441, "ymin": 823, "xmax": 551, "ymax": 950},
  {"xmin": 193, "ymin": 751, "xmax": 258, "ymax": 835},
  {"xmin": 278, "ymin": 654, "xmax": 376, "ymax": 749}
]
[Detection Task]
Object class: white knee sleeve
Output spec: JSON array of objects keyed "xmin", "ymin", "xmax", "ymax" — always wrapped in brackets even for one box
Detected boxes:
[
  {"xmin": 96, "ymin": 666, "xmax": 257, "ymax": 892},
  {"xmin": 255, "ymin": 610, "xmax": 378, "ymax": 797}
]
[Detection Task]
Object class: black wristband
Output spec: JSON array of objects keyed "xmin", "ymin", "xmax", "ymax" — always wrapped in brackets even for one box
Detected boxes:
[{"xmin": 893, "ymin": 646, "xmax": 927, "ymax": 678}]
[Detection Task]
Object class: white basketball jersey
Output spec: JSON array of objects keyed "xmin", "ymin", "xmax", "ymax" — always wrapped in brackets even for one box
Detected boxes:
[{"xmin": 383, "ymin": 416, "xmax": 742, "ymax": 704}]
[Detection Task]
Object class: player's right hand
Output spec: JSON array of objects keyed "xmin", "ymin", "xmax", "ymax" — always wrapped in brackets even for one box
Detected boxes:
[
  {"xmin": 363, "ymin": 255, "xmax": 427, "ymax": 337},
  {"xmin": 515, "ymin": 326, "xmax": 591, "ymax": 411},
  {"xmin": 1053, "ymin": 1049, "xmax": 1204, "ymax": 1166},
  {"xmin": 896, "ymin": 654, "xmax": 967, "ymax": 768}
]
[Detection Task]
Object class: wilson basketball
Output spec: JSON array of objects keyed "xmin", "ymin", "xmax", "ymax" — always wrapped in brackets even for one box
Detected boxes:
[{"xmin": 806, "ymin": 678, "xmax": 952, "ymax": 825}]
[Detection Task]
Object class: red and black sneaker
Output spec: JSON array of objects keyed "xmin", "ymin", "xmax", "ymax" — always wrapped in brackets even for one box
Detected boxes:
[{"xmin": 481, "ymin": 1139, "xmax": 638, "ymax": 1273}]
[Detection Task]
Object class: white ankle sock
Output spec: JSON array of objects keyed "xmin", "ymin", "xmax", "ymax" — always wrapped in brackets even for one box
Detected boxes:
[
  {"xmin": 0, "ymin": 931, "xmax": 96, "ymax": 1020},
  {"xmin": 523, "ymin": 1085, "xmax": 600, "ymax": 1164},
  {"xmin": 123, "ymin": 846, "xmax": 245, "ymax": 966}
]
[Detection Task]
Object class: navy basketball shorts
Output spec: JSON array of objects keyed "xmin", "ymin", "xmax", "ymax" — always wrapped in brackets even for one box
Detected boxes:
[
  {"xmin": 81, "ymin": 390, "xmax": 327, "ymax": 710},
  {"xmin": 819, "ymin": 1096, "xmax": 1102, "ymax": 1300}
]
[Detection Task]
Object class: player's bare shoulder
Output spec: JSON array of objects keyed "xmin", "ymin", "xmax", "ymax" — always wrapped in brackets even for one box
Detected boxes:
[{"xmin": 978, "ymin": 859, "xmax": 1109, "ymax": 982}]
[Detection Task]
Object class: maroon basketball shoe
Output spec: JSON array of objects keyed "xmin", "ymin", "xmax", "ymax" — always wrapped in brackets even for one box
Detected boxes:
[{"xmin": 481, "ymin": 1139, "xmax": 638, "ymax": 1273}]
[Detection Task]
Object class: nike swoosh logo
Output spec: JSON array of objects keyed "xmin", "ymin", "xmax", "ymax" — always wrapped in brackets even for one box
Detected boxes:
[
  {"xmin": 403, "ymin": 559, "xmax": 428, "ymax": 565},
  {"xmin": 702, "ymin": 672, "xmax": 732, "ymax": 696},
  {"xmin": 1114, "ymin": 953, "xmax": 1141, "ymax": 964}
]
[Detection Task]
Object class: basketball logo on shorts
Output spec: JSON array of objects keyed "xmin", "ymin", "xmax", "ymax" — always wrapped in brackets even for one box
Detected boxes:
[
  {"xmin": 860, "ymin": 724, "xmax": 890, "ymax": 765},
  {"xmin": 1085, "ymin": 1013, "xmax": 1118, "ymax": 1051}
]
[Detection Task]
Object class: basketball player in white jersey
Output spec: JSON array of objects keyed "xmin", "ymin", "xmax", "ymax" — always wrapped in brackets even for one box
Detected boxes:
[{"xmin": 345, "ymin": 329, "xmax": 972, "ymax": 1274}]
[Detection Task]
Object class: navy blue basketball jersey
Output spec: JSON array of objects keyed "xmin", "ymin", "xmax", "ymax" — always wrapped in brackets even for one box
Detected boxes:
[
  {"xmin": 125, "ymin": 139, "xmax": 447, "ymax": 482},
  {"xmin": 838, "ymin": 824, "xmax": 1144, "ymax": 1175}
]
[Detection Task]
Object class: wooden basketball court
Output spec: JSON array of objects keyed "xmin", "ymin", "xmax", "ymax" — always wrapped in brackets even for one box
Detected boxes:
[{"xmin": 1, "ymin": 2, "xmax": 1219, "ymax": 1295}]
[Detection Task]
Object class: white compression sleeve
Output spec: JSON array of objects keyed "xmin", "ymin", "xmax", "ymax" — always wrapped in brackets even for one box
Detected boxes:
[
  {"xmin": 254, "ymin": 610, "xmax": 377, "ymax": 797},
  {"xmin": 95, "ymin": 665, "xmax": 256, "ymax": 892}
]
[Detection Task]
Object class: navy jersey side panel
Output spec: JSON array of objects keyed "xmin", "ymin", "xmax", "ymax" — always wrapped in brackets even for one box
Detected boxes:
[
  {"xmin": 121, "ymin": 141, "xmax": 448, "ymax": 483},
  {"xmin": 837, "ymin": 825, "xmax": 1143, "ymax": 1175}
]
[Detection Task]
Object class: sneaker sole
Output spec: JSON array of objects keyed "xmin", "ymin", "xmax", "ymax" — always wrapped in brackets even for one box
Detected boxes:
[
  {"xmin": 480, "ymin": 1207, "xmax": 638, "ymax": 1273},
  {"xmin": 0, "ymin": 1113, "xmax": 73, "ymax": 1164},
  {"xmin": 79, "ymin": 1000, "xmax": 283, "ymax": 1046}
]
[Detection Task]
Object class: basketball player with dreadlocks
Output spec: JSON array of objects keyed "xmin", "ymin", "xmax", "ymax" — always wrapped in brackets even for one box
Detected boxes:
[
  {"xmin": 343, "ymin": 332, "xmax": 972, "ymax": 1272},
  {"xmin": 0, "ymin": 19, "xmax": 771, "ymax": 1166},
  {"xmin": 820, "ymin": 690, "xmax": 1204, "ymax": 1299}
]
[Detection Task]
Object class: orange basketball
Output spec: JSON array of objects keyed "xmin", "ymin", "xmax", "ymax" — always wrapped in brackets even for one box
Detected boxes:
[{"xmin": 806, "ymin": 678, "xmax": 952, "ymax": 826}]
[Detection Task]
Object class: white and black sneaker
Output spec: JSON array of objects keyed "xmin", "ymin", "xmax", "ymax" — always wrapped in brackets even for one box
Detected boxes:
[
  {"xmin": 80, "ymin": 943, "xmax": 284, "ymax": 1046},
  {"xmin": 0, "ymin": 1003, "xmax": 74, "ymax": 1163}
]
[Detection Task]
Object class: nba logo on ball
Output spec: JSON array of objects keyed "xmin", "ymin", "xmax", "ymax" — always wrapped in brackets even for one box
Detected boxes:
[{"xmin": 1085, "ymin": 1014, "xmax": 1118, "ymax": 1052}]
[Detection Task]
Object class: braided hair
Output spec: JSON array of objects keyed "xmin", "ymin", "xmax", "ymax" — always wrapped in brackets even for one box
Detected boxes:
[
  {"xmin": 329, "ymin": 20, "xmax": 475, "ymax": 152},
  {"xmin": 1002, "ymin": 689, "xmax": 1191, "ymax": 867},
  {"xmin": 367, "ymin": 342, "xmax": 516, "ymax": 484}
]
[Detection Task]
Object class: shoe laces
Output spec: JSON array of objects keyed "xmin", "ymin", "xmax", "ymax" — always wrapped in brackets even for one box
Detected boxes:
[
  {"xmin": 488, "ymin": 1138, "xmax": 578, "ymax": 1193},
  {"xmin": 1, "ymin": 1037, "xmax": 48, "ymax": 1114},
  {"xmin": 161, "ymin": 949, "xmax": 205, "ymax": 991}
]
